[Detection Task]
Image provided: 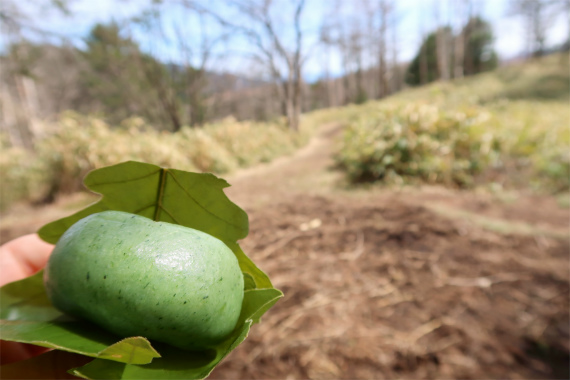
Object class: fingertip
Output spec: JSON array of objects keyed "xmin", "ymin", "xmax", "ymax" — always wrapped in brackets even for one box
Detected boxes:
[{"xmin": 0, "ymin": 234, "xmax": 55, "ymax": 285}]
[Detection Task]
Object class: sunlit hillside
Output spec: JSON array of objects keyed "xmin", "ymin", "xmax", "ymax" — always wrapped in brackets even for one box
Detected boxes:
[
  {"xmin": 2, "ymin": 54, "xmax": 569, "ymax": 212},
  {"xmin": 322, "ymin": 53, "xmax": 569, "ymax": 193}
]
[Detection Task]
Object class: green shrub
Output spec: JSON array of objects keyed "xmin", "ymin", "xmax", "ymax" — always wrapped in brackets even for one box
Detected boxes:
[
  {"xmin": 334, "ymin": 97, "xmax": 568, "ymax": 192},
  {"xmin": 0, "ymin": 143, "xmax": 50, "ymax": 210},
  {"xmin": 334, "ymin": 55, "xmax": 569, "ymax": 193},
  {"xmin": 335, "ymin": 103, "xmax": 500, "ymax": 187}
]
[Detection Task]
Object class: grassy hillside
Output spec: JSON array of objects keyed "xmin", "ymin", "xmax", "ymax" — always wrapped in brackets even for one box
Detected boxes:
[
  {"xmin": 1, "ymin": 54, "xmax": 567, "ymax": 212},
  {"xmin": 0, "ymin": 115, "xmax": 317, "ymax": 211},
  {"xmin": 328, "ymin": 53, "xmax": 569, "ymax": 192}
]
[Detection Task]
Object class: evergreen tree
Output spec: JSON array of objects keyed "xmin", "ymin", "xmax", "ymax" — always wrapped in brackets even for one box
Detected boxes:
[
  {"xmin": 405, "ymin": 30, "xmax": 445, "ymax": 85},
  {"xmin": 80, "ymin": 23, "xmax": 207, "ymax": 130},
  {"xmin": 406, "ymin": 17, "xmax": 497, "ymax": 86},
  {"xmin": 463, "ymin": 17, "xmax": 498, "ymax": 76},
  {"xmin": 79, "ymin": 23, "xmax": 160, "ymax": 125}
]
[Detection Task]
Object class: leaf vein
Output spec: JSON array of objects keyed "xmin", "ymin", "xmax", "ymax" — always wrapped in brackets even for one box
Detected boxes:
[
  {"xmin": 166, "ymin": 171, "xmax": 244, "ymax": 231},
  {"xmin": 133, "ymin": 204, "xmax": 155, "ymax": 214},
  {"xmin": 86, "ymin": 170, "xmax": 161, "ymax": 188},
  {"xmin": 159, "ymin": 206, "xmax": 182, "ymax": 225},
  {"xmin": 154, "ymin": 169, "xmax": 168, "ymax": 221}
]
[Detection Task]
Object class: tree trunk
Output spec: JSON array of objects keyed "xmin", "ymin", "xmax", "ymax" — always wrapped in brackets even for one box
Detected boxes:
[
  {"xmin": 463, "ymin": 22, "xmax": 473, "ymax": 76},
  {"xmin": 285, "ymin": 93, "xmax": 298, "ymax": 131},
  {"xmin": 324, "ymin": 44, "xmax": 335, "ymax": 107},
  {"xmin": 453, "ymin": 0, "xmax": 465, "ymax": 79},
  {"xmin": 378, "ymin": 49, "xmax": 387, "ymax": 97},
  {"xmin": 454, "ymin": 31, "xmax": 464, "ymax": 78},
  {"xmin": 13, "ymin": 75, "xmax": 35, "ymax": 149},
  {"xmin": 282, "ymin": 72, "xmax": 299, "ymax": 131},
  {"xmin": 390, "ymin": 20, "xmax": 400, "ymax": 93},
  {"xmin": 378, "ymin": 2, "xmax": 388, "ymax": 98},
  {"xmin": 420, "ymin": 38, "xmax": 428, "ymax": 85},
  {"xmin": 290, "ymin": 97, "xmax": 300, "ymax": 132},
  {"xmin": 341, "ymin": 50, "xmax": 351, "ymax": 104},
  {"xmin": 437, "ymin": 28, "xmax": 450, "ymax": 80},
  {"xmin": 356, "ymin": 50, "xmax": 365, "ymax": 102},
  {"xmin": 287, "ymin": 65, "xmax": 302, "ymax": 132},
  {"xmin": 0, "ymin": 85, "xmax": 24, "ymax": 147}
]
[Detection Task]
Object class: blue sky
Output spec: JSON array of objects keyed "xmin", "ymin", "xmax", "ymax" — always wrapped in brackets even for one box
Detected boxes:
[{"xmin": 7, "ymin": 0, "xmax": 569, "ymax": 80}]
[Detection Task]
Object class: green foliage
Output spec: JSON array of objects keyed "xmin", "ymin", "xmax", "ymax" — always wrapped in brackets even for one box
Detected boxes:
[
  {"xmin": 354, "ymin": 87, "xmax": 369, "ymax": 105},
  {"xmin": 336, "ymin": 103, "xmax": 497, "ymax": 186},
  {"xmin": 79, "ymin": 23, "xmax": 208, "ymax": 131},
  {"xmin": 406, "ymin": 32, "xmax": 440, "ymax": 85},
  {"xmin": 493, "ymin": 56, "xmax": 570, "ymax": 101},
  {"xmin": 406, "ymin": 17, "xmax": 497, "ymax": 85},
  {"xmin": 1, "ymin": 162, "xmax": 283, "ymax": 379},
  {"xmin": 80, "ymin": 24, "xmax": 159, "ymax": 126},
  {"xmin": 333, "ymin": 54, "xmax": 569, "ymax": 192},
  {"xmin": 463, "ymin": 17, "xmax": 498, "ymax": 75},
  {"xmin": 0, "ymin": 138, "xmax": 50, "ymax": 210},
  {"xmin": 4, "ymin": 42, "xmax": 43, "ymax": 77}
]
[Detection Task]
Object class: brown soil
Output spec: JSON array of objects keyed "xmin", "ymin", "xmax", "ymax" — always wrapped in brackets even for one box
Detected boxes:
[
  {"xmin": 211, "ymin": 194, "xmax": 569, "ymax": 379},
  {"xmin": 1, "ymin": 123, "xmax": 569, "ymax": 379}
]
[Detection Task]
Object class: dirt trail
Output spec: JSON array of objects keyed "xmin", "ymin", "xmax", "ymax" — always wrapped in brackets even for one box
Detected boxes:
[{"xmin": 225, "ymin": 122, "xmax": 344, "ymax": 208}]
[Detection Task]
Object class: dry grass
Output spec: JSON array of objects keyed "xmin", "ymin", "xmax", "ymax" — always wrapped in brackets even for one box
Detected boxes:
[{"xmin": 0, "ymin": 114, "xmax": 316, "ymax": 211}]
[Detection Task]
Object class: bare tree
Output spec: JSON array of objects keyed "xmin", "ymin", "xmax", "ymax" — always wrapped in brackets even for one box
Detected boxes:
[
  {"xmin": 0, "ymin": 0, "xmax": 70, "ymax": 148},
  {"xmin": 319, "ymin": 12, "xmax": 354, "ymax": 108},
  {"xmin": 419, "ymin": 3, "xmax": 428, "ymax": 85},
  {"xmin": 348, "ymin": 21, "xmax": 367, "ymax": 103},
  {"xmin": 434, "ymin": 1, "xmax": 450, "ymax": 81},
  {"xmin": 128, "ymin": 4, "xmax": 229, "ymax": 130},
  {"xmin": 377, "ymin": 0, "xmax": 391, "ymax": 98},
  {"xmin": 453, "ymin": 0, "xmax": 470, "ymax": 79},
  {"xmin": 338, "ymin": 23, "xmax": 354, "ymax": 104},
  {"xmin": 510, "ymin": 0, "xmax": 560, "ymax": 57},
  {"xmin": 198, "ymin": 0, "xmax": 307, "ymax": 131},
  {"xmin": 390, "ymin": 7, "xmax": 402, "ymax": 93},
  {"xmin": 319, "ymin": 22, "xmax": 335, "ymax": 107},
  {"xmin": 565, "ymin": 0, "xmax": 570, "ymax": 51}
]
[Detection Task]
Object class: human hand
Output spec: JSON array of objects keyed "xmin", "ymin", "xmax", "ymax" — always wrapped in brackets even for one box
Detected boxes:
[{"xmin": 0, "ymin": 234, "xmax": 54, "ymax": 365}]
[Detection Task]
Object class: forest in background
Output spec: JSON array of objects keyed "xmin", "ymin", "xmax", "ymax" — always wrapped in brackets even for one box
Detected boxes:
[
  {"xmin": 2, "ymin": 0, "xmax": 568, "ymax": 145},
  {"xmin": 0, "ymin": 0, "xmax": 569, "ymax": 211}
]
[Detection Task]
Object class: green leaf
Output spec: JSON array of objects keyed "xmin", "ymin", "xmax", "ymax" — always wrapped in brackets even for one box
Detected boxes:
[
  {"xmin": 3, "ymin": 161, "xmax": 282, "ymax": 379},
  {"xmin": 0, "ymin": 270, "xmax": 63, "ymax": 321},
  {"xmin": 242, "ymin": 289, "xmax": 283, "ymax": 325},
  {"xmin": 97, "ymin": 338, "xmax": 162, "ymax": 364},
  {"xmin": 69, "ymin": 323, "xmax": 251, "ymax": 380},
  {"xmin": 1, "ymin": 271, "xmax": 160, "ymax": 365},
  {"xmin": 228, "ymin": 242, "xmax": 271, "ymax": 289},
  {"xmin": 243, "ymin": 273, "xmax": 256, "ymax": 291},
  {"xmin": 38, "ymin": 161, "xmax": 270, "ymax": 289},
  {"xmin": 70, "ymin": 289, "xmax": 283, "ymax": 380}
]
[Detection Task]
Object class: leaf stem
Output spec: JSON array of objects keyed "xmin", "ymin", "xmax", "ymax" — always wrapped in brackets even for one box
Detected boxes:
[{"xmin": 154, "ymin": 169, "xmax": 168, "ymax": 221}]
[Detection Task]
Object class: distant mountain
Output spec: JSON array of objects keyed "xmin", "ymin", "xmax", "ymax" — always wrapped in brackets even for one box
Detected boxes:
[{"xmin": 205, "ymin": 71, "xmax": 270, "ymax": 93}]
